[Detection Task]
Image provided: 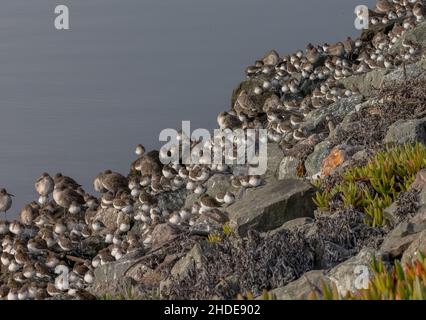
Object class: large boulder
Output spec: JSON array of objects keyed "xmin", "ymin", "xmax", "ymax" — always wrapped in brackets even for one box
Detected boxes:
[
  {"xmin": 151, "ymin": 223, "xmax": 182, "ymax": 250},
  {"xmin": 302, "ymin": 95, "xmax": 363, "ymax": 133},
  {"xmin": 204, "ymin": 174, "xmax": 232, "ymax": 197},
  {"xmin": 258, "ymin": 143, "xmax": 285, "ymax": 182},
  {"xmin": 401, "ymin": 230, "xmax": 426, "ymax": 265},
  {"xmin": 160, "ymin": 243, "xmax": 207, "ymax": 297},
  {"xmin": 227, "ymin": 179, "xmax": 316, "ymax": 236},
  {"xmin": 88, "ymin": 251, "xmax": 144, "ymax": 297},
  {"xmin": 340, "ymin": 69, "xmax": 388, "ymax": 97},
  {"xmin": 384, "ymin": 117, "xmax": 426, "ymax": 146},
  {"xmin": 327, "ymin": 248, "xmax": 381, "ymax": 297},
  {"xmin": 305, "ymin": 141, "xmax": 332, "ymax": 177},
  {"xmin": 157, "ymin": 188, "xmax": 187, "ymax": 212},
  {"xmin": 380, "ymin": 208, "xmax": 426, "ymax": 258},
  {"xmin": 268, "ymin": 270, "xmax": 329, "ymax": 300},
  {"xmin": 278, "ymin": 156, "xmax": 300, "ymax": 180},
  {"xmin": 93, "ymin": 207, "xmax": 126, "ymax": 230}
]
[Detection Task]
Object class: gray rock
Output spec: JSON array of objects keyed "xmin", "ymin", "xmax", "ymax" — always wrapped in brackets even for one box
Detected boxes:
[
  {"xmin": 126, "ymin": 262, "xmax": 155, "ymax": 283},
  {"xmin": 385, "ymin": 59, "xmax": 426, "ymax": 82},
  {"xmin": 160, "ymin": 244, "xmax": 206, "ymax": 297},
  {"xmin": 205, "ymin": 174, "xmax": 232, "ymax": 197},
  {"xmin": 340, "ymin": 69, "xmax": 388, "ymax": 97},
  {"xmin": 257, "ymin": 143, "xmax": 285, "ymax": 182},
  {"xmin": 93, "ymin": 207, "xmax": 125, "ymax": 230},
  {"xmin": 380, "ymin": 219, "xmax": 421, "ymax": 258},
  {"xmin": 80, "ymin": 236, "xmax": 108, "ymax": 257},
  {"xmin": 327, "ymin": 95, "xmax": 364, "ymax": 119},
  {"xmin": 383, "ymin": 202, "xmax": 400, "ymax": 228},
  {"xmin": 401, "ymin": 230, "xmax": 426, "ymax": 265},
  {"xmin": 184, "ymin": 192, "xmax": 200, "ymax": 211},
  {"xmin": 384, "ymin": 117, "xmax": 426, "ymax": 146},
  {"xmin": 305, "ymin": 141, "xmax": 332, "ymax": 177},
  {"xmin": 327, "ymin": 248, "xmax": 381, "ymax": 297},
  {"xmin": 170, "ymin": 244, "xmax": 204, "ymax": 279},
  {"xmin": 151, "ymin": 223, "xmax": 182, "ymax": 250},
  {"xmin": 409, "ymin": 208, "xmax": 426, "ymax": 234},
  {"xmin": 302, "ymin": 95, "xmax": 363, "ymax": 133},
  {"xmin": 190, "ymin": 209, "xmax": 229, "ymax": 235},
  {"xmin": 157, "ymin": 188, "xmax": 187, "ymax": 212},
  {"xmin": 265, "ymin": 217, "xmax": 314, "ymax": 238},
  {"xmin": 268, "ymin": 270, "xmax": 329, "ymax": 300},
  {"xmin": 88, "ymin": 251, "xmax": 144, "ymax": 297},
  {"xmin": 392, "ymin": 21, "xmax": 426, "ymax": 53},
  {"xmin": 227, "ymin": 179, "xmax": 316, "ymax": 236},
  {"xmin": 278, "ymin": 156, "xmax": 300, "ymax": 180}
]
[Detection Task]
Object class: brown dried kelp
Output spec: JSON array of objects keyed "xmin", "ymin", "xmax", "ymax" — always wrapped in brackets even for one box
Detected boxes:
[
  {"xmin": 331, "ymin": 77, "xmax": 426, "ymax": 149},
  {"xmin": 163, "ymin": 208, "xmax": 384, "ymax": 299}
]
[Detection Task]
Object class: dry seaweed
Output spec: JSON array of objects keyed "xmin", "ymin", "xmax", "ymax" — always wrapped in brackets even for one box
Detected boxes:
[{"xmin": 330, "ymin": 77, "xmax": 426, "ymax": 149}]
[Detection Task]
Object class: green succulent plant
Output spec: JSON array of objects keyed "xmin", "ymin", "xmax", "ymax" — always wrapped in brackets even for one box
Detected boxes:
[
  {"xmin": 312, "ymin": 143, "xmax": 426, "ymax": 226},
  {"xmin": 310, "ymin": 251, "xmax": 426, "ymax": 300}
]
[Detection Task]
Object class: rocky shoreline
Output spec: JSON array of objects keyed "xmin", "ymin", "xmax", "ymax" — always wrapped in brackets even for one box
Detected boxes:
[{"xmin": 1, "ymin": 1, "xmax": 426, "ymax": 300}]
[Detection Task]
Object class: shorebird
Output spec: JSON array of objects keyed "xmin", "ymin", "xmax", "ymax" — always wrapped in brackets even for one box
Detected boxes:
[
  {"xmin": 53, "ymin": 184, "xmax": 85, "ymax": 215},
  {"xmin": 9, "ymin": 220, "xmax": 22, "ymax": 236},
  {"xmin": 199, "ymin": 194, "xmax": 221, "ymax": 213},
  {"xmin": 135, "ymin": 144, "xmax": 146, "ymax": 156},
  {"xmin": 0, "ymin": 188, "xmax": 14, "ymax": 219},
  {"xmin": 217, "ymin": 112, "xmax": 243, "ymax": 130},
  {"xmin": 375, "ymin": 0, "xmax": 393, "ymax": 14},
  {"xmin": 19, "ymin": 204, "xmax": 35, "ymax": 226},
  {"xmin": 223, "ymin": 191, "xmax": 235, "ymax": 205},
  {"xmin": 99, "ymin": 170, "xmax": 128, "ymax": 195},
  {"xmin": 35, "ymin": 173, "xmax": 54, "ymax": 199},
  {"xmin": 54, "ymin": 173, "xmax": 81, "ymax": 189},
  {"xmin": 413, "ymin": 2, "xmax": 424, "ymax": 22},
  {"xmin": 27, "ymin": 237, "xmax": 47, "ymax": 254}
]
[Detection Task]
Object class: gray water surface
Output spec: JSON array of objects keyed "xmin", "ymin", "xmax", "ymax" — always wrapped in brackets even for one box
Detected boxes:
[{"xmin": 0, "ymin": 0, "xmax": 375, "ymax": 217}]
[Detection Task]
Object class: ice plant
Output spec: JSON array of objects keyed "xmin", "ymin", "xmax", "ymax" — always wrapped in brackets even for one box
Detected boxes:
[
  {"xmin": 310, "ymin": 251, "xmax": 426, "ymax": 300},
  {"xmin": 312, "ymin": 143, "xmax": 426, "ymax": 226}
]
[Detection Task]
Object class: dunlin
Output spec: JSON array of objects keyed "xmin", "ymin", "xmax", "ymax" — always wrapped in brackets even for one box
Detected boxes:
[
  {"xmin": 135, "ymin": 144, "xmax": 146, "ymax": 156},
  {"xmin": 0, "ymin": 188, "xmax": 14, "ymax": 219},
  {"xmin": 53, "ymin": 184, "xmax": 85, "ymax": 213},
  {"xmin": 35, "ymin": 173, "xmax": 54, "ymax": 197}
]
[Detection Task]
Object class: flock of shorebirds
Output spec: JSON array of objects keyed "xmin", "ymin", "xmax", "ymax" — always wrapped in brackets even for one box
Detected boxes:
[{"xmin": 0, "ymin": 0, "xmax": 424, "ymax": 300}]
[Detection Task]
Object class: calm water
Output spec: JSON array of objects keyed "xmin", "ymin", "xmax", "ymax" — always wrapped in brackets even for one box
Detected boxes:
[{"xmin": 0, "ymin": 0, "xmax": 375, "ymax": 217}]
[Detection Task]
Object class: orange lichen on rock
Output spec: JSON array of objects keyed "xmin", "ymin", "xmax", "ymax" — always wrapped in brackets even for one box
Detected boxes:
[{"xmin": 321, "ymin": 147, "xmax": 348, "ymax": 177}]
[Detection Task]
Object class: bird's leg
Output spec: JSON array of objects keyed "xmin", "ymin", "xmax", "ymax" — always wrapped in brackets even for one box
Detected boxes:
[{"xmin": 63, "ymin": 207, "xmax": 66, "ymax": 219}]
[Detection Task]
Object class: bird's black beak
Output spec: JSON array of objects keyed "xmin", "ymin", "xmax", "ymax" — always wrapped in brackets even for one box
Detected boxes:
[{"xmin": 8, "ymin": 193, "xmax": 14, "ymax": 197}]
